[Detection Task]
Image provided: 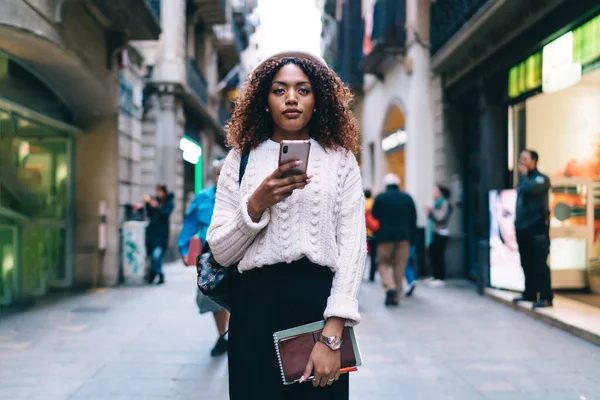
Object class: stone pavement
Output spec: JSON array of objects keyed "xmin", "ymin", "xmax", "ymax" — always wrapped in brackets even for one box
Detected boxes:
[{"xmin": 1, "ymin": 263, "xmax": 600, "ymax": 400}]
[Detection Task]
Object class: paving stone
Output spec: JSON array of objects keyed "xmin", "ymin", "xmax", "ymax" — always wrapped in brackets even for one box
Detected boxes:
[{"xmin": 0, "ymin": 263, "xmax": 599, "ymax": 399}]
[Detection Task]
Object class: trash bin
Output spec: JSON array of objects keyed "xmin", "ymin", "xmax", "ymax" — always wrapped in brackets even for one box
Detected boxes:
[{"xmin": 122, "ymin": 220, "xmax": 147, "ymax": 285}]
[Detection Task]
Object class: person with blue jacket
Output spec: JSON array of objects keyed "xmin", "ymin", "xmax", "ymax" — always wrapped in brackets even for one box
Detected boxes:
[{"xmin": 178, "ymin": 159, "xmax": 229, "ymax": 357}]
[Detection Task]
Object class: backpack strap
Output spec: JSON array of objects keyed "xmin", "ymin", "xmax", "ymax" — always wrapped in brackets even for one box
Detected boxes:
[{"xmin": 238, "ymin": 151, "xmax": 250, "ymax": 186}]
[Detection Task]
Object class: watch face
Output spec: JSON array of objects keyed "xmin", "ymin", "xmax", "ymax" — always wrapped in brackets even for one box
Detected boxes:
[
  {"xmin": 321, "ymin": 335, "xmax": 342, "ymax": 350},
  {"xmin": 330, "ymin": 337, "xmax": 342, "ymax": 350}
]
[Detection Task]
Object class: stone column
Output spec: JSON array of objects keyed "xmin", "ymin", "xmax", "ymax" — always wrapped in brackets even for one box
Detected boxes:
[
  {"xmin": 154, "ymin": 0, "xmax": 186, "ymax": 84},
  {"xmin": 75, "ymin": 115, "xmax": 120, "ymax": 287},
  {"xmin": 403, "ymin": 0, "xmax": 434, "ymax": 227}
]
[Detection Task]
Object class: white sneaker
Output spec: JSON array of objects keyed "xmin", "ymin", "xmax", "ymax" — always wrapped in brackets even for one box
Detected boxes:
[
  {"xmin": 424, "ymin": 277, "xmax": 435, "ymax": 283},
  {"xmin": 429, "ymin": 279, "xmax": 446, "ymax": 287}
]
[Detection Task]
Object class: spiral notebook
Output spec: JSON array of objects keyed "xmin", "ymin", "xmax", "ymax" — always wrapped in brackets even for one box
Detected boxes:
[{"xmin": 273, "ymin": 321, "xmax": 363, "ymax": 385}]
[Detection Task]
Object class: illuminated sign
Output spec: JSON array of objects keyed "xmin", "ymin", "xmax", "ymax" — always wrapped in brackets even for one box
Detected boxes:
[
  {"xmin": 180, "ymin": 137, "xmax": 202, "ymax": 164},
  {"xmin": 381, "ymin": 130, "xmax": 407, "ymax": 153},
  {"xmin": 542, "ymin": 31, "xmax": 581, "ymax": 93}
]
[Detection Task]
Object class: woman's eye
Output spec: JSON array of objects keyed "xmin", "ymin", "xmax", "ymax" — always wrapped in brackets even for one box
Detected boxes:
[
  {"xmin": 298, "ymin": 88, "xmax": 310, "ymax": 94},
  {"xmin": 272, "ymin": 88, "xmax": 284, "ymax": 95}
]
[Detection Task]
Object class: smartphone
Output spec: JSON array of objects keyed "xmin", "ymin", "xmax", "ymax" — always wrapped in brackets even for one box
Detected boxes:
[{"xmin": 278, "ymin": 140, "xmax": 311, "ymax": 178}]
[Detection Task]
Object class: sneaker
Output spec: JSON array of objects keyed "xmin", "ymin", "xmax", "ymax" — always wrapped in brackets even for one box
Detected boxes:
[
  {"xmin": 210, "ymin": 336, "xmax": 228, "ymax": 357},
  {"xmin": 532, "ymin": 299, "xmax": 553, "ymax": 309},
  {"xmin": 429, "ymin": 279, "xmax": 445, "ymax": 287},
  {"xmin": 424, "ymin": 277, "xmax": 435, "ymax": 283},
  {"xmin": 157, "ymin": 273, "xmax": 165, "ymax": 285}
]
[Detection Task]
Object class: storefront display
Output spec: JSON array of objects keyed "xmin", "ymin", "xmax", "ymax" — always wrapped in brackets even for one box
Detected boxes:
[{"xmin": 497, "ymin": 11, "xmax": 600, "ymax": 293}]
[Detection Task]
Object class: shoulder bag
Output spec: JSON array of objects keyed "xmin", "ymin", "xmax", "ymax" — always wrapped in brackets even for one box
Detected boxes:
[{"xmin": 196, "ymin": 151, "xmax": 249, "ymax": 311}]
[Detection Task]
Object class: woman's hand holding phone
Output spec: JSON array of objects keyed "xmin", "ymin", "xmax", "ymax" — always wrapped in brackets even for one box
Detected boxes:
[{"xmin": 247, "ymin": 159, "xmax": 312, "ymax": 220}]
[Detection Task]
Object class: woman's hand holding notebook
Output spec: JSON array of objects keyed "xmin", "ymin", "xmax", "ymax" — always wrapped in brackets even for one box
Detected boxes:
[{"xmin": 273, "ymin": 321, "xmax": 363, "ymax": 385}]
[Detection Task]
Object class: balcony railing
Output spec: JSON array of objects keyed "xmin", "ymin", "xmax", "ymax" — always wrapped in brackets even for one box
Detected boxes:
[
  {"xmin": 146, "ymin": 0, "xmax": 161, "ymax": 23},
  {"xmin": 191, "ymin": 0, "xmax": 227, "ymax": 25},
  {"xmin": 360, "ymin": 0, "xmax": 406, "ymax": 79},
  {"xmin": 430, "ymin": 0, "xmax": 489, "ymax": 55},
  {"xmin": 370, "ymin": 0, "xmax": 406, "ymax": 45},
  {"xmin": 187, "ymin": 59, "xmax": 208, "ymax": 105},
  {"xmin": 86, "ymin": 0, "xmax": 160, "ymax": 40},
  {"xmin": 333, "ymin": 0, "xmax": 363, "ymax": 89}
]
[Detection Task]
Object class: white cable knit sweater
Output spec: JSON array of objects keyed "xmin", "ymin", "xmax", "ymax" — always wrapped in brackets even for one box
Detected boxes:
[{"xmin": 206, "ymin": 139, "xmax": 367, "ymax": 325}]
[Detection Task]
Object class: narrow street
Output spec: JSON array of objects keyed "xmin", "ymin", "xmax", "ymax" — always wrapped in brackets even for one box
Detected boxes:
[{"xmin": 1, "ymin": 264, "xmax": 599, "ymax": 400}]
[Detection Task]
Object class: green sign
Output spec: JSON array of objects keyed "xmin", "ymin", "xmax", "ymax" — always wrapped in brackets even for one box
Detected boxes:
[
  {"xmin": 508, "ymin": 52, "xmax": 542, "ymax": 98},
  {"xmin": 573, "ymin": 13, "xmax": 600, "ymax": 65},
  {"xmin": 509, "ymin": 12, "xmax": 600, "ymax": 99}
]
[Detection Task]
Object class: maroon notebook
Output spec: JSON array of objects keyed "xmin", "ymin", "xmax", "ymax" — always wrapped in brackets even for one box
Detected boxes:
[{"xmin": 273, "ymin": 321, "xmax": 362, "ymax": 385}]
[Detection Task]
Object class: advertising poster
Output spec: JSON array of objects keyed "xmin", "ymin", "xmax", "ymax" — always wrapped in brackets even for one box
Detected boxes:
[{"xmin": 489, "ymin": 189, "xmax": 525, "ymax": 292}]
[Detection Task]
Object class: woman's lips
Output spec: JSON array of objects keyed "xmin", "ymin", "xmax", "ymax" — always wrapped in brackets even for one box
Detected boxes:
[{"xmin": 283, "ymin": 110, "xmax": 301, "ymax": 119}]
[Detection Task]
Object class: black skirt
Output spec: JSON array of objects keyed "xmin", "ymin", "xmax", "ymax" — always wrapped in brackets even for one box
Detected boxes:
[{"xmin": 228, "ymin": 258, "xmax": 350, "ymax": 400}]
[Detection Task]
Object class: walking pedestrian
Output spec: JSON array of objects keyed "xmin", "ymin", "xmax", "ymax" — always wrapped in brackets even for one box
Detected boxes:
[
  {"xmin": 512, "ymin": 149, "xmax": 553, "ymax": 308},
  {"xmin": 364, "ymin": 189, "xmax": 378, "ymax": 282},
  {"xmin": 206, "ymin": 51, "xmax": 366, "ymax": 399},
  {"xmin": 425, "ymin": 184, "xmax": 452, "ymax": 287},
  {"xmin": 178, "ymin": 159, "xmax": 229, "ymax": 357},
  {"xmin": 371, "ymin": 174, "xmax": 417, "ymax": 306},
  {"xmin": 365, "ymin": 204, "xmax": 416, "ymax": 296},
  {"xmin": 144, "ymin": 184, "xmax": 174, "ymax": 284}
]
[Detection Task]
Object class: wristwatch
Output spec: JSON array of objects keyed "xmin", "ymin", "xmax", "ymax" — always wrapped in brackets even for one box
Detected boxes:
[{"xmin": 318, "ymin": 334, "xmax": 342, "ymax": 351}]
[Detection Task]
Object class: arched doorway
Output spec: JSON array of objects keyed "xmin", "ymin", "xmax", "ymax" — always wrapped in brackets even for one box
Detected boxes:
[{"xmin": 381, "ymin": 102, "xmax": 407, "ymax": 190}]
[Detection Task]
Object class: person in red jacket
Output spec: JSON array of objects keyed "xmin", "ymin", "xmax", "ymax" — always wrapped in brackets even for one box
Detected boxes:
[{"xmin": 365, "ymin": 189, "xmax": 379, "ymax": 281}]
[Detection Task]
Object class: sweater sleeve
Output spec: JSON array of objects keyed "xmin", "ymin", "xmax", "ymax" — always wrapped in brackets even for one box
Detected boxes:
[
  {"xmin": 323, "ymin": 153, "xmax": 367, "ymax": 326},
  {"xmin": 206, "ymin": 150, "xmax": 270, "ymax": 267}
]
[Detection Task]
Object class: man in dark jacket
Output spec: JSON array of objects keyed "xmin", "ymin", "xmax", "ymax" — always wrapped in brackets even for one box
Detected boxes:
[
  {"xmin": 372, "ymin": 173, "xmax": 417, "ymax": 306},
  {"xmin": 513, "ymin": 149, "xmax": 552, "ymax": 308},
  {"xmin": 145, "ymin": 184, "xmax": 175, "ymax": 284}
]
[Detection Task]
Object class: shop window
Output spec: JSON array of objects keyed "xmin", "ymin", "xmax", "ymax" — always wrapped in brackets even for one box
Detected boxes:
[
  {"xmin": 0, "ymin": 54, "xmax": 72, "ymax": 123},
  {"xmin": 0, "ymin": 224, "xmax": 17, "ymax": 305}
]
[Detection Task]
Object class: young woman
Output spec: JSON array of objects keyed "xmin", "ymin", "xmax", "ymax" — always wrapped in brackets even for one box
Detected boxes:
[
  {"xmin": 425, "ymin": 184, "xmax": 452, "ymax": 286},
  {"xmin": 206, "ymin": 52, "xmax": 366, "ymax": 400}
]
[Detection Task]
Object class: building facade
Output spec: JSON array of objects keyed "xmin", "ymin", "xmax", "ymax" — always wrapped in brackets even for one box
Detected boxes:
[
  {"xmin": 135, "ymin": 0, "xmax": 252, "ymax": 260},
  {"xmin": 322, "ymin": 0, "xmax": 436, "ymax": 276},
  {"xmin": 431, "ymin": 0, "xmax": 600, "ymax": 292},
  {"xmin": 0, "ymin": 0, "xmax": 160, "ymax": 306}
]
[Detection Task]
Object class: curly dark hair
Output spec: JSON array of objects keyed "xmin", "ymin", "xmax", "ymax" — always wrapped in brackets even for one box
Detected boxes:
[{"xmin": 225, "ymin": 57, "xmax": 360, "ymax": 154}]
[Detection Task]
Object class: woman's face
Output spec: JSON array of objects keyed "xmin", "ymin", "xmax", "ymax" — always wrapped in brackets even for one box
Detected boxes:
[
  {"xmin": 433, "ymin": 186, "xmax": 441, "ymax": 199},
  {"xmin": 496, "ymin": 190, "xmax": 518, "ymax": 251},
  {"xmin": 267, "ymin": 64, "xmax": 315, "ymax": 135}
]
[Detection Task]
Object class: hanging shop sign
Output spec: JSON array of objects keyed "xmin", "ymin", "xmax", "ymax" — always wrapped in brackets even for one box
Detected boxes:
[
  {"xmin": 542, "ymin": 31, "xmax": 582, "ymax": 93},
  {"xmin": 508, "ymin": 52, "xmax": 542, "ymax": 98},
  {"xmin": 508, "ymin": 13, "xmax": 600, "ymax": 98},
  {"xmin": 381, "ymin": 129, "xmax": 407, "ymax": 153},
  {"xmin": 180, "ymin": 136, "xmax": 202, "ymax": 165}
]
